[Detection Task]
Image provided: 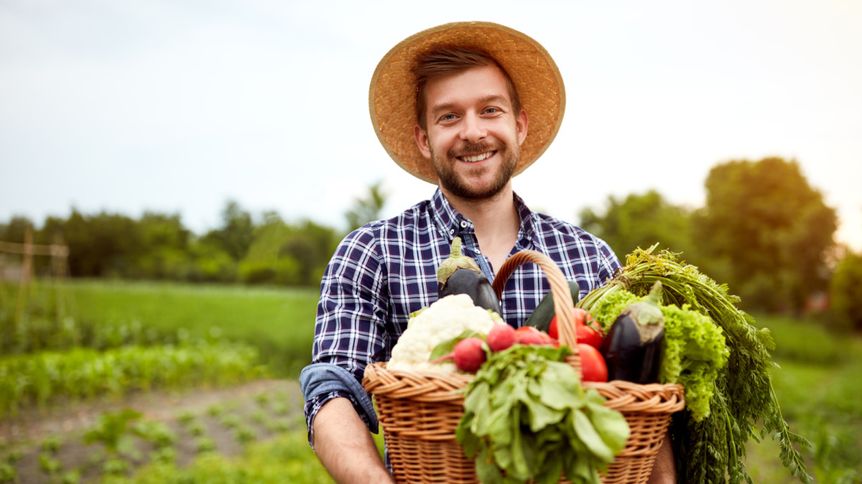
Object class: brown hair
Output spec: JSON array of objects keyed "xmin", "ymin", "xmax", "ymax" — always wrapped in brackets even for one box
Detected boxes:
[{"xmin": 412, "ymin": 46, "xmax": 522, "ymax": 129}]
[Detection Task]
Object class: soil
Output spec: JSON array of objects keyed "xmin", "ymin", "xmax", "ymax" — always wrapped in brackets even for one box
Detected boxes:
[{"xmin": 0, "ymin": 379, "xmax": 304, "ymax": 483}]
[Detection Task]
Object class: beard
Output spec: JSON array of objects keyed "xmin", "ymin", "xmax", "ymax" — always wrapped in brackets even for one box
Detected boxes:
[{"xmin": 431, "ymin": 140, "xmax": 519, "ymax": 200}]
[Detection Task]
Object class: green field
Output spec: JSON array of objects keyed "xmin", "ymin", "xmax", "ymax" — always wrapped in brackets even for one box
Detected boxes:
[
  {"xmin": 2, "ymin": 280, "xmax": 861, "ymax": 482},
  {"xmin": 11, "ymin": 280, "xmax": 319, "ymax": 377}
]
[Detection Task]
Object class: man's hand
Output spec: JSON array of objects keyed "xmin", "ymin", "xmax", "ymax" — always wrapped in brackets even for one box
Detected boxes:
[{"xmin": 312, "ymin": 397, "xmax": 393, "ymax": 484}]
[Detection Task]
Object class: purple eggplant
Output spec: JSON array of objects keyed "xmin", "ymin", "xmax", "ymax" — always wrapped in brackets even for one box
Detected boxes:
[
  {"xmin": 437, "ymin": 237, "xmax": 501, "ymax": 314},
  {"xmin": 600, "ymin": 282, "xmax": 665, "ymax": 383}
]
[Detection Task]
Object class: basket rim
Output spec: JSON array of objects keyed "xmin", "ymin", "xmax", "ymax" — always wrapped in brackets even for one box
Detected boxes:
[{"xmin": 363, "ymin": 361, "xmax": 685, "ymax": 413}]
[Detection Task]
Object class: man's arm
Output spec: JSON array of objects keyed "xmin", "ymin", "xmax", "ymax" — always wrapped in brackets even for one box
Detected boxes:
[{"xmin": 312, "ymin": 397, "xmax": 393, "ymax": 484}]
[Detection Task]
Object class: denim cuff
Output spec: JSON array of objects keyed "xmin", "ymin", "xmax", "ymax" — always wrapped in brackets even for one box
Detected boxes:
[{"xmin": 300, "ymin": 362, "xmax": 379, "ymax": 433}]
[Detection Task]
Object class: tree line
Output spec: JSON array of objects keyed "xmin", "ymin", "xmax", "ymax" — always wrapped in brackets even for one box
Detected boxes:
[
  {"xmin": 2, "ymin": 159, "xmax": 861, "ymax": 329},
  {"xmin": 0, "ymin": 200, "xmax": 342, "ymax": 287}
]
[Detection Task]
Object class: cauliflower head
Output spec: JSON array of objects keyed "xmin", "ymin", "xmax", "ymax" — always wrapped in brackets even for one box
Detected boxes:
[{"xmin": 388, "ymin": 294, "xmax": 501, "ymax": 373}]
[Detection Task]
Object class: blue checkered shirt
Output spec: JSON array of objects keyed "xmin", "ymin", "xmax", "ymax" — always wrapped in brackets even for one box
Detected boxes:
[{"xmin": 300, "ymin": 188, "xmax": 620, "ymax": 445}]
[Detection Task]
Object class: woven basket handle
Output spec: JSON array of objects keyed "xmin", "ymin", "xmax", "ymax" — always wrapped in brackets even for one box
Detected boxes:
[{"xmin": 491, "ymin": 250, "xmax": 580, "ymax": 367}]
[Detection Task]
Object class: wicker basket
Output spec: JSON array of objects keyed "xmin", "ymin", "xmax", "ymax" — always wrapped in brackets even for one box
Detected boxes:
[{"xmin": 363, "ymin": 250, "xmax": 685, "ymax": 483}]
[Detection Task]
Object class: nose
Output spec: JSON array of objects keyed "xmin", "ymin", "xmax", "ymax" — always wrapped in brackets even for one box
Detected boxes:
[{"xmin": 459, "ymin": 112, "xmax": 486, "ymax": 143}]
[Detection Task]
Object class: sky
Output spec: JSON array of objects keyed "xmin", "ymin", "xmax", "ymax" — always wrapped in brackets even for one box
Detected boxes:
[{"xmin": 1, "ymin": 0, "xmax": 861, "ymax": 250}]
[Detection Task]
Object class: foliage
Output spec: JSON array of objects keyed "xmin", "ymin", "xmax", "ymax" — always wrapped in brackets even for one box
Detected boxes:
[
  {"xmin": 584, "ymin": 288, "xmax": 729, "ymax": 422},
  {"xmin": 239, "ymin": 217, "xmax": 338, "ymax": 286},
  {"xmin": 578, "ymin": 190, "xmax": 698, "ymax": 260},
  {"xmin": 694, "ymin": 157, "xmax": 837, "ymax": 312},
  {"xmin": 83, "ymin": 409, "xmax": 143, "ymax": 457},
  {"xmin": 579, "ymin": 247, "xmax": 811, "ymax": 483},
  {"xmin": 747, "ymin": 315, "xmax": 862, "ymax": 483},
  {"xmin": 457, "ymin": 345, "xmax": 629, "ymax": 483},
  {"xmin": 0, "ymin": 342, "xmax": 267, "ymax": 417},
  {"xmin": 202, "ymin": 200, "xmax": 255, "ymax": 262},
  {"xmin": 345, "ymin": 180, "xmax": 388, "ymax": 232},
  {"xmin": 39, "ymin": 280, "xmax": 318, "ymax": 376},
  {"xmin": 109, "ymin": 431, "xmax": 334, "ymax": 484},
  {"xmin": 0, "ymin": 197, "xmax": 337, "ymax": 286},
  {"xmin": 829, "ymin": 250, "xmax": 862, "ymax": 331},
  {"xmin": 1, "ymin": 281, "xmax": 179, "ymax": 355}
]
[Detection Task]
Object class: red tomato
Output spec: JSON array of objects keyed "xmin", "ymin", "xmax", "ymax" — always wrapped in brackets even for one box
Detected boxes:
[
  {"xmin": 549, "ymin": 312, "xmax": 603, "ymax": 348},
  {"xmin": 578, "ymin": 343, "xmax": 608, "ymax": 382},
  {"xmin": 572, "ymin": 308, "xmax": 589, "ymax": 326},
  {"xmin": 576, "ymin": 322, "xmax": 604, "ymax": 349},
  {"xmin": 548, "ymin": 316, "xmax": 559, "ymax": 340}
]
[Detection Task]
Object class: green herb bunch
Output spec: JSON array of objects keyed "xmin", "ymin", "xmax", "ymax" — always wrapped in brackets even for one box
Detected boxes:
[
  {"xmin": 456, "ymin": 345, "xmax": 629, "ymax": 484},
  {"xmin": 579, "ymin": 246, "xmax": 811, "ymax": 483}
]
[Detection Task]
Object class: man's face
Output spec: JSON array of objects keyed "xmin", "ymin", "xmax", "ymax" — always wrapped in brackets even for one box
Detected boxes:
[{"xmin": 414, "ymin": 64, "xmax": 528, "ymax": 200}]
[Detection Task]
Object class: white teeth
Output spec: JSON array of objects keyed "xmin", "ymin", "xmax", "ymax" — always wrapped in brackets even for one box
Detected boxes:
[{"xmin": 461, "ymin": 152, "xmax": 494, "ymax": 163}]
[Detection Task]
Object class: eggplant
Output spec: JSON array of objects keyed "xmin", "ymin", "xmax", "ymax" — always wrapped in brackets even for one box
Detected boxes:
[
  {"xmin": 437, "ymin": 237, "xmax": 502, "ymax": 314},
  {"xmin": 600, "ymin": 282, "xmax": 665, "ymax": 383}
]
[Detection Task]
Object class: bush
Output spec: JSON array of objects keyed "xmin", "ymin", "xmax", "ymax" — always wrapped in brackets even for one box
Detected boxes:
[{"xmin": 829, "ymin": 251, "xmax": 862, "ymax": 331}]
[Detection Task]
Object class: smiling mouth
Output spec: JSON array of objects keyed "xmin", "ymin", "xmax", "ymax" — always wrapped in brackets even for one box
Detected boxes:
[{"xmin": 457, "ymin": 151, "xmax": 496, "ymax": 163}]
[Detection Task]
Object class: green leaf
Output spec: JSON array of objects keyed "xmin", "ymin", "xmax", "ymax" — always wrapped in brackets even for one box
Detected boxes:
[
  {"xmin": 572, "ymin": 409, "xmax": 614, "ymax": 463},
  {"xmin": 429, "ymin": 329, "xmax": 481, "ymax": 360}
]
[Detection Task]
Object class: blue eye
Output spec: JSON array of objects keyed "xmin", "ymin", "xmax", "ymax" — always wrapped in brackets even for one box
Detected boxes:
[{"xmin": 438, "ymin": 113, "xmax": 458, "ymax": 122}]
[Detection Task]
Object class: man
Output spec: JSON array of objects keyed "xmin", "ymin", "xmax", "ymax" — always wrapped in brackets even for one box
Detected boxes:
[{"xmin": 300, "ymin": 22, "xmax": 673, "ymax": 483}]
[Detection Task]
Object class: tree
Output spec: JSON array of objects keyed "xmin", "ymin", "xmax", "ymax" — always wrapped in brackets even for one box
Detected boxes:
[
  {"xmin": 203, "ymin": 200, "xmax": 254, "ymax": 261},
  {"xmin": 578, "ymin": 190, "xmax": 698, "ymax": 260},
  {"xmin": 345, "ymin": 181, "xmax": 387, "ymax": 232},
  {"xmin": 694, "ymin": 157, "xmax": 837, "ymax": 312},
  {"xmin": 239, "ymin": 218, "xmax": 338, "ymax": 286},
  {"xmin": 830, "ymin": 251, "xmax": 862, "ymax": 331},
  {"xmin": 131, "ymin": 212, "xmax": 193, "ymax": 279},
  {"xmin": 62, "ymin": 210, "xmax": 143, "ymax": 277}
]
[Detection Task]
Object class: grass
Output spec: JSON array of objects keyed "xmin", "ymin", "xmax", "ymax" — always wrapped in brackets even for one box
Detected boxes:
[
  {"xmin": 744, "ymin": 314, "xmax": 862, "ymax": 483},
  {"xmin": 5, "ymin": 280, "xmax": 862, "ymax": 482},
  {"xmin": 24, "ymin": 280, "xmax": 319, "ymax": 377}
]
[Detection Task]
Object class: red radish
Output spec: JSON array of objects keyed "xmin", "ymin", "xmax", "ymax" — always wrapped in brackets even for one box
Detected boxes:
[
  {"xmin": 515, "ymin": 326, "xmax": 554, "ymax": 346},
  {"xmin": 453, "ymin": 337, "xmax": 487, "ymax": 373},
  {"xmin": 487, "ymin": 324, "xmax": 517, "ymax": 352}
]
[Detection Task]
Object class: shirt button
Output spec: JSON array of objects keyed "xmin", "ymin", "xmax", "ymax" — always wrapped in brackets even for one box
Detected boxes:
[{"xmin": 448, "ymin": 229, "xmax": 454, "ymax": 235}]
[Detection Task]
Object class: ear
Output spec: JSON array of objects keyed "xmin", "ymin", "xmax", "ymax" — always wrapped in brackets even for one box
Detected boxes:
[
  {"xmin": 414, "ymin": 125, "xmax": 432, "ymax": 159},
  {"xmin": 516, "ymin": 109, "xmax": 529, "ymax": 146}
]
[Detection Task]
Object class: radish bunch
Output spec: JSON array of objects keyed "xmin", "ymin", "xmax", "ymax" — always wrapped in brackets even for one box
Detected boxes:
[{"xmin": 435, "ymin": 324, "xmax": 557, "ymax": 373}]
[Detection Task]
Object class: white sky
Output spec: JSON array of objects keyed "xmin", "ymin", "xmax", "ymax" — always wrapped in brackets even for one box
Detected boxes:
[{"xmin": 1, "ymin": 0, "xmax": 861, "ymax": 250}]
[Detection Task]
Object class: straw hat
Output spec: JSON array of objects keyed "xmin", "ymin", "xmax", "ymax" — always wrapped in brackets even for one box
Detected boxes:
[{"xmin": 369, "ymin": 21, "xmax": 566, "ymax": 184}]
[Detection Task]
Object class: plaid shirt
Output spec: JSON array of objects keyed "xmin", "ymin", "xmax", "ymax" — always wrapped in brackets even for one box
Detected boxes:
[{"xmin": 300, "ymin": 188, "xmax": 620, "ymax": 445}]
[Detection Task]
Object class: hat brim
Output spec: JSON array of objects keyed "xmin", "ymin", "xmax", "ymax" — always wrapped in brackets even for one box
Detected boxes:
[{"xmin": 369, "ymin": 21, "xmax": 566, "ymax": 184}]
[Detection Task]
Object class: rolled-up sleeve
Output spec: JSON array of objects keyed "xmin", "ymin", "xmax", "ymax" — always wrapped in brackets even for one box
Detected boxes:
[{"xmin": 300, "ymin": 227, "xmax": 388, "ymax": 445}]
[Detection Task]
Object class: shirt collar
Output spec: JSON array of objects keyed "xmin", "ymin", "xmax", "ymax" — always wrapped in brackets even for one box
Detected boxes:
[{"xmin": 430, "ymin": 188, "xmax": 537, "ymax": 246}]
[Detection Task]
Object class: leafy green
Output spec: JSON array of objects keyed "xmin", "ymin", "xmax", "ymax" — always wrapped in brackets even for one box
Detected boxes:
[
  {"xmin": 456, "ymin": 345, "xmax": 629, "ymax": 483},
  {"xmin": 579, "ymin": 246, "xmax": 811, "ymax": 483},
  {"xmin": 585, "ymin": 288, "xmax": 729, "ymax": 421},
  {"xmin": 429, "ymin": 330, "xmax": 482, "ymax": 361}
]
